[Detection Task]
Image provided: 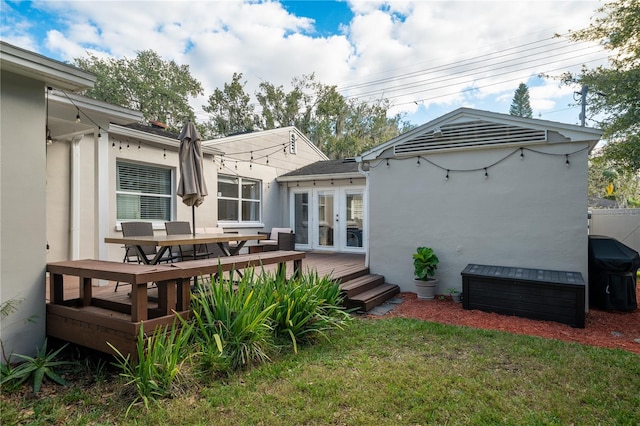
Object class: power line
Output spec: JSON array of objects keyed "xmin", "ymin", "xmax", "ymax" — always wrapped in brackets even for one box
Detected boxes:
[
  {"xmin": 338, "ymin": 36, "xmax": 592, "ymax": 93},
  {"xmin": 392, "ymin": 55, "xmax": 608, "ymax": 107},
  {"xmin": 348, "ymin": 46, "xmax": 604, "ymax": 100}
]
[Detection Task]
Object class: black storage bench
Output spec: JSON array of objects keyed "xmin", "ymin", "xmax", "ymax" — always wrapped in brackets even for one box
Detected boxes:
[{"xmin": 461, "ymin": 264, "xmax": 586, "ymax": 328}]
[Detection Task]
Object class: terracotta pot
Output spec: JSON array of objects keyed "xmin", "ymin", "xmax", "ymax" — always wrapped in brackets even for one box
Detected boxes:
[{"xmin": 414, "ymin": 278, "xmax": 437, "ymax": 300}]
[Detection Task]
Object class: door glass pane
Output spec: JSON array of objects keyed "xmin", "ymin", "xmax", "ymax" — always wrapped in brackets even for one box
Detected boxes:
[
  {"xmin": 346, "ymin": 193, "xmax": 363, "ymax": 248},
  {"xmin": 294, "ymin": 193, "xmax": 309, "ymax": 244},
  {"xmin": 318, "ymin": 192, "xmax": 334, "ymax": 247}
]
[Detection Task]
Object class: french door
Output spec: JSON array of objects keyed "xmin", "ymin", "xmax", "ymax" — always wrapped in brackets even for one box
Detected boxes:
[{"xmin": 291, "ymin": 187, "xmax": 365, "ymax": 252}]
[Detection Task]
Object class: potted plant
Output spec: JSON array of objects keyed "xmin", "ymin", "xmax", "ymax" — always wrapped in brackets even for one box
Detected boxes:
[
  {"xmin": 447, "ymin": 287, "xmax": 461, "ymax": 303},
  {"xmin": 412, "ymin": 247, "xmax": 439, "ymax": 299}
]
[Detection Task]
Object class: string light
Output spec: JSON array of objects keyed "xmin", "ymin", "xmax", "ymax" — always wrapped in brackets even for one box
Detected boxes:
[
  {"xmin": 565, "ymin": 154, "xmax": 570, "ymax": 167},
  {"xmin": 119, "ymin": 142, "xmax": 122, "ymax": 152},
  {"xmin": 75, "ymin": 108, "xmax": 81, "ymax": 123},
  {"xmin": 446, "ymin": 169, "xmax": 450, "ymax": 180},
  {"xmin": 520, "ymin": 148, "xmax": 524, "ymax": 159},
  {"xmin": 112, "ymin": 140, "xmax": 115, "ymax": 149},
  {"xmin": 138, "ymin": 141, "xmax": 141, "ymax": 150},
  {"xmin": 386, "ymin": 159, "xmax": 390, "ymax": 167},
  {"xmin": 163, "ymin": 149, "xmax": 166, "ymax": 159},
  {"xmin": 417, "ymin": 156, "xmax": 421, "ymax": 166},
  {"xmin": 484, "ymin": 168, "xmax": 488, "ymax": 179}
]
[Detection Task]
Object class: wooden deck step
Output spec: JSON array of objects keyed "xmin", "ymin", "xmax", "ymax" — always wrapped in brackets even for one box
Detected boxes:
[
  {"xmin": 339, "ymin": 274, "xmax": 385, "ymax": 298},
  {"xmin": 315, "ymin": 265, "xmax": 370, "ymax": 283},
  {"xmin": 346, "ymin": 282, "xmax": 400, "ymax": 312}
]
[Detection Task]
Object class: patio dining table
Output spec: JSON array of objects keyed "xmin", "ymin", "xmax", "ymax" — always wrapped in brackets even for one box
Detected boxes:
[{"xmin": 105, "ymin": 233, "xmax": 267, "ymax": 265}]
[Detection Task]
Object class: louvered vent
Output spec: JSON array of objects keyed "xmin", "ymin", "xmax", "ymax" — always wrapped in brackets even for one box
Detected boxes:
[{"xmin": 394, "ymin": 121, "xmax": 547, "ymax": 155}]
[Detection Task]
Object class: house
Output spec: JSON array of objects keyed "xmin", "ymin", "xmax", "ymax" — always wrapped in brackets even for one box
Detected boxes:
[
  {"xmin": 202, "ymin": 127, "xmax": 329, "ymax": 233},
  {"xmin": 47, "ymin": 116, "xmax": 328, "ymax": 265},
  {"xmin": 356, "ymin": 107, "xmax": 602, "ymax": 308},
  {"xmin": 1, "ymin": 42, "xmax": 95, "ymax": 358},
  {"xmin": 2, "ymin": 41, "xmax": 332, "ymax": 358}
]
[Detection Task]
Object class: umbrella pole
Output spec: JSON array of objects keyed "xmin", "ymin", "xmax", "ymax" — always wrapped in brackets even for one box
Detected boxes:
[{"xmin": 192, "ymin": 205, "xmax": 196, "ymax": 236}]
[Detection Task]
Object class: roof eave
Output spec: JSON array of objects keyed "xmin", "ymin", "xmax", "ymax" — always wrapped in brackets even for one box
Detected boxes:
[
  {"xmin": 358, "ymin": 107, "xmax": 603, "ymax": 161},
  {"xmin": 1, "ymin": 41, "xmax": 95, "ymax": 91},
  {"xmin": 51, "ymin": 91, "xmax": 144, "ymax": 124},
  {"xmin": 109, "ymin": 123, "xmax": 224, "ymax": 155},
  {"xmin": 277, "ymin": 172, "xmax": 364, "ymax": 182}
]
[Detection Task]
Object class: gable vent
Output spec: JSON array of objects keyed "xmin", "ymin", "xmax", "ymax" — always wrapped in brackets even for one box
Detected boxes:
[{"xmin": 394, "ymin": 121, "xmax": 547, "ymax": 155}]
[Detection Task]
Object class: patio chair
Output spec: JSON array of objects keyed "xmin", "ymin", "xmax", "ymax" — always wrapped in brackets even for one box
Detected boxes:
[
  {"xmin": 165, "ymin": 221, "xmax": 217, "ymax": 261},
  {"xmin": 115, "ymin": 221, "xmax": 177, "ymax": 291},
  {"xmin": 257, "ymin": 228, "xmax": 295, "ymax": 252}
]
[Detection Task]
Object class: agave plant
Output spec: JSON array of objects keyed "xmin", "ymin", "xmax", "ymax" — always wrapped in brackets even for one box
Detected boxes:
[{"xmin": 0, "ymin": 339, "xmax": 73, "ymax": 393}]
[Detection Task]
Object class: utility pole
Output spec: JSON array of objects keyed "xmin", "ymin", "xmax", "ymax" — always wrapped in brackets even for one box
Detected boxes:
[{"xmin": 579, "ymin": 85, "xmax": 588, "ymax": 127}]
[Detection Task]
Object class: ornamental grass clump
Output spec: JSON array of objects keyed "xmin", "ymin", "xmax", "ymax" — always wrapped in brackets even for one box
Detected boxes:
[
  {"xmin": 257, "ymin": 270, "xmax": 352, "ymax": 353},
  {"xmin": 190, "ymin": 269, "xmax": 276, "ymax": 374},
  {"xmin": 109, "ymin": 319, "xmax": 194, "ymax": 415}
]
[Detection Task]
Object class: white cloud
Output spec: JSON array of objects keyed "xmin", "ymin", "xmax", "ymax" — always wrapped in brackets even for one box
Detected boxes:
[{"xmin": 2, "ymin": 0, "xmax": 608, "ymax": 125}]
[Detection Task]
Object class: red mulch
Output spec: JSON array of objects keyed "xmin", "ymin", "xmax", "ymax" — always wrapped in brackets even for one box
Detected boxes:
[{"xmin": 382, "ymin": 285, "xmax": 640, "ymax": 355}]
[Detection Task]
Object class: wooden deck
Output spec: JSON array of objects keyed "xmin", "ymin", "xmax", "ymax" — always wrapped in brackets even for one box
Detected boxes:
[
  {"xmin": 45, "ymin": 252, "xmax": 366, "ymax": 302},
  {"xmin": 45, "ymin": 252, "xmax": 367, "ymax": 359}
]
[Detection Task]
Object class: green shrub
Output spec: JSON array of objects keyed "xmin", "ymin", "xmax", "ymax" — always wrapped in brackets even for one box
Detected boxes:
[{"xmin": 109, "ymin": 319, "xmax": 194, "ymax": 415}]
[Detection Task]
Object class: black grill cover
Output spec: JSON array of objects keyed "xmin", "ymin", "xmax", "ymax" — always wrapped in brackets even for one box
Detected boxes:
[{"xmin": 588, "ymin": 235, "xmax": 639, "ymax": 311}]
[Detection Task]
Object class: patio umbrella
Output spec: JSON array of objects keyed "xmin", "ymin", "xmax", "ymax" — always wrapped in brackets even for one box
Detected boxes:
[{"xmin": 177, "ymin": 120, "xmax": 208, "ymax": 236}]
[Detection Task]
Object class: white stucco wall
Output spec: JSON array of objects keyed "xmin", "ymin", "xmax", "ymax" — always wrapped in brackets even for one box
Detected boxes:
[
  {"xmin": 103, "ymin": 140, "xmax": 221, "ymax": 262},
  {"xmin": 1, "ymin": 71, "xmax": 47, "ymax": 358},
  {"xmin": 367, "ymin": 143, "xmax": 590, "ymax": 300}
]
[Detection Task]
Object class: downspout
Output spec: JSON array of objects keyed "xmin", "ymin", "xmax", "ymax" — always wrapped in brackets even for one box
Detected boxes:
[
  {"xmin": 357, "ymin": 162, "xmax": 370, "ymax": 268},
  {"xmin": 69, "ymin": 135, "xmax": 83, "ymax": 260}
]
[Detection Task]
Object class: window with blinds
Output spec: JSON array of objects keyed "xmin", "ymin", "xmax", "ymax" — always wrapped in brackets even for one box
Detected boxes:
[
  {"xmin": 218, "ymin": 174, "xmax": 261, "ymax": 223},
  {"xmin": 116, "ymin": 161, "xmax": 173, "ymax": 221}
]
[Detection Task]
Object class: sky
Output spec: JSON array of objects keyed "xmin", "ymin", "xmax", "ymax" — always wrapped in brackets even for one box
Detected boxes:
[{"xmin": 0, "ymin": 0, "xmax": 610, "ymax": 128}]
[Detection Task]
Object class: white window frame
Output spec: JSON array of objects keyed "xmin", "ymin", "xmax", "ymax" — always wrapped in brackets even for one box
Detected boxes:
[
  {"xmin": 115, "ymin": 160, "xmax": 174, "ymax": 229},
  {"xmin": 217, "ymin": 174, "xmax": 262, "ymax": 225}
]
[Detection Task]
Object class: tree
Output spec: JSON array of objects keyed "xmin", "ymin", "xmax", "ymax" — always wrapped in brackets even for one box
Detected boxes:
[
  {"xmin": 255, "ymin": 81, "xmax": 303, "ymax": 130},
  {"xmin": 253, "ymin": 74, "xmax": 411, "ymax": 159},
  {"xmin": 588, "ymin": 151, "xmax": 640, "ymax": 207},
  {"xmin": 202, "ymin": 72, "xmax": 256, "ymax": 137},
  {"xmin": 74, "ymin": 50, "xmax": 203, "ymax": 132},
  {"xmin": 562, "ymin": 0, "xmax": 640, "ymax": 174},
  {"xmin": 509, "ymin": 83, "xmax": 533, "ymax": 118}
]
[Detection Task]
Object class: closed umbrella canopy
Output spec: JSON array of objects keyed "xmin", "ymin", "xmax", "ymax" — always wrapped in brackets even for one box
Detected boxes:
[
  {"xmin": 177, "ymin": 121, "xmax": 208, "ymax": 235},
  {"xmin": 177, "ymin": 121, "xmax": 208, "ymax": 207}
]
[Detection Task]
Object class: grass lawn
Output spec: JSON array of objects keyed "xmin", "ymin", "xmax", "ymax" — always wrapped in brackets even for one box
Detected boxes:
[{"xmin": 2, "ymin": 317, "xmax": 639, "ymax": 425}]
